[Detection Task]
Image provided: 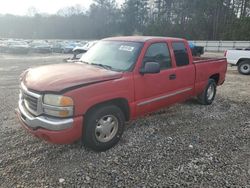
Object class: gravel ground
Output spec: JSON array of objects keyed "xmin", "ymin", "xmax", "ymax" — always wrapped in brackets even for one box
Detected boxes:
[{"xmin": 0, "ymin": 53, "xmax": 249, "ymax": 187}]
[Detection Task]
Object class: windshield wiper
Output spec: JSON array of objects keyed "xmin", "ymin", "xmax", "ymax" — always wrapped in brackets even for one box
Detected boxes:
[
  {"xmin": 79, "ymin": 61, "xmax": 119, "ymax": 71},
  {"xmin": 91, "ymin": 63, "xmax": 113, "ymax": 70}
]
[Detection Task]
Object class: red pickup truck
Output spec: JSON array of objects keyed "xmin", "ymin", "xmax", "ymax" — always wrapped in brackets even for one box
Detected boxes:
[{"xmin": 16, "ymin": 36, "xmax": 227, "ymax": 151}]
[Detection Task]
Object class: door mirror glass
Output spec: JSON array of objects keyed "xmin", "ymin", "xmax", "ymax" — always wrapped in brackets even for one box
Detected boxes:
[{"xmin": 140, "ymin": 62, "xmax": 160, "ymax": 74}]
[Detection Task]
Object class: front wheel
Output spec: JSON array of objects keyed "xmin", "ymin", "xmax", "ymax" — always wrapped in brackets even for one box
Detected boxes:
[
  {"xmin": 83, "ymin": 105, "xmax": 125, "ymax": 151},
  {"xmin": 238, "ymin": 61, "xmax": 250, "ymax": 75},
  {"xmin": 198, "ymin": 79, "xmax": 217, "ymax": 105}
]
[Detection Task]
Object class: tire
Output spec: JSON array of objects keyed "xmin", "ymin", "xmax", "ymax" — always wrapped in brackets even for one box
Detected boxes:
[
  {"xmin": 83, "ymin": 105, "xmax": 125, "ymax": 151},
  {"xmin": 238, "ymin": 61, "xmax": 250, "ymax": 75},
  {"xmin": 198, "ymin": 79, "xmax": 217, "ymax": 105}
]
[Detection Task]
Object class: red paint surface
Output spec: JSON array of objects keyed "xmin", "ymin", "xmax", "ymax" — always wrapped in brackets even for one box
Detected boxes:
[{"xmin": 23, "ymin": 63, "xmax": 122, "ymax": 92}]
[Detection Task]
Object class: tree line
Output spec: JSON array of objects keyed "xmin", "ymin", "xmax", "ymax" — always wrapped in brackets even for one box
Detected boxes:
[{"xmin": 0, "ymin": 0, "xmax": 249, "ymax": 40}]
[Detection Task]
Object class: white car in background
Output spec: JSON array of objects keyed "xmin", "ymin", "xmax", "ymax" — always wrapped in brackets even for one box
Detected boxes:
[
  {"xmin": 73, "ymin": 41, "xmax": 98, "ymax": 54},
  {"xmin": 225, "ymin": 48, "xmax": 250, "ymax": 75},
  {"xmin": 64, "ymin": 41, "xmax": 98, "ymax": 62}
]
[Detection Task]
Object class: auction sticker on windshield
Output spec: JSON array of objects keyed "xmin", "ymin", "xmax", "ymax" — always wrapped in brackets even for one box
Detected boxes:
[{"xmin": 119, "ymin": 45, "xmax": 134, "ymax": 52}]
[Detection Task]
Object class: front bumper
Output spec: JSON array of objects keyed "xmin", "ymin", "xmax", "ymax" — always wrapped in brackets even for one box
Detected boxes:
[
  {"xmin": 16, "ymin": 101, "xmax": 83, "ymax": 144},
  {"xmin": 18, "ymin": 100, "xmax": 73, "ymax": 130}
]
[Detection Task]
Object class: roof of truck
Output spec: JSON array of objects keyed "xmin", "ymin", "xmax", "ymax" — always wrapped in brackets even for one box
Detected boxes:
[{"xmin": 103, "ymin": 36, "xmax": 184, "ymax": 42}]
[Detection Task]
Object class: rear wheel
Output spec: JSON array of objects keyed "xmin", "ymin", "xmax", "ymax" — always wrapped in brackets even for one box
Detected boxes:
[
  {"xmin": 238, "ymin": 61, "xmax": 250, "ymax": 75},
  {"xmin": 83, "ymin": 105, "xmax": 125, "ymax": 151},
  {"xmin": 198, "ymin": 79, "xmax": 217, "ymax": 105}
]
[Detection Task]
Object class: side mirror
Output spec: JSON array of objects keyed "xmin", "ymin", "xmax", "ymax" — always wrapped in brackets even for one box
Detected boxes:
[{"xmin": 140, "ymin": 62, "xmax": 160, "ymax": 75}]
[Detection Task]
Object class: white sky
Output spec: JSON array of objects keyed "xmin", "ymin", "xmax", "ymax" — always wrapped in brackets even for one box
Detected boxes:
[{"xmin": 0, "ymin": 0, "xmax": 124, "ymax": 15}]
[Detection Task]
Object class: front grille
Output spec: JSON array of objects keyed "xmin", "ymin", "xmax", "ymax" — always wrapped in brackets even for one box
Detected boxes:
[
  {"xmin": 23, "ymin": 92, "xmax": 38, "ymax": 112},
  {"xmin": 20, "ymin": 83, "xmax": 42, "ymax": 116}
]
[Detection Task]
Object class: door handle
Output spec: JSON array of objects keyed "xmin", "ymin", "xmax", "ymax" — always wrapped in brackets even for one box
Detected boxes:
[{"xmin": 169, "ymin": 74, "xmax": 176, "ymax": 80}]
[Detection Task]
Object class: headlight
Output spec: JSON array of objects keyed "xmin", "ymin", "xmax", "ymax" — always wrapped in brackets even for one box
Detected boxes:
[
  {"xmin": 43, "ymin": 94, "xmax": 74, "ymax": 118},
  {"xmin": 44, "ymin": 94, "xmax": 73, "ymax": 106}
]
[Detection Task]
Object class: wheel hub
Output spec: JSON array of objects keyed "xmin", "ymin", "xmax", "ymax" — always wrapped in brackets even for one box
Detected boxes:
[
  {"xmin": 207, "ymin": 85, "xmax": 215, "ymax": 100},
  {"xmin": 95, "ymin": 115, "xmax": 119, "ymax": 143},
  {"xmin": 240, "ymin": 64, "xmax": 250, "ymax": 73}
]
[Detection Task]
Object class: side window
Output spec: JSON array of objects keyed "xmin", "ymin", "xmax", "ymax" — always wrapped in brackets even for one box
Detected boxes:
[
  {"xmin": 143, "ymin": 43, "xmax": 172, "ymax": 70},
  {"xmin": 172, "ymin": 42, "xmax": 189, "ymax": 66}
]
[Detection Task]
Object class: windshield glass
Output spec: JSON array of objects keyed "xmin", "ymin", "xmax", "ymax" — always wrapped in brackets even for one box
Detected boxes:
[{"xmin": 80, "ymin": 41, "xmax": 143, "ymax": 72}]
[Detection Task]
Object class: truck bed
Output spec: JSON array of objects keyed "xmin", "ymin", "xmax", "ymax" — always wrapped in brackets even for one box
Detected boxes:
[
  {"xmin": 193, "ymin": 57, "xmax": 227, "ymax": 89},
  {"xmin": 193, "ymin": 57, "xmax": 226, "ymax": 64}
]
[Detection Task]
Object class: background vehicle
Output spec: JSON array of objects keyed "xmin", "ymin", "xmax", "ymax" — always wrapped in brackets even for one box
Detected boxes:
[
  {"xmin": 16, "ymin": 36, "xmax": 227, "ymax": 151},
  {"xmin": 51, "ymin": 42, "xmax": 64, "ymax": 53},
  {"xmin": 30, "ymin": 41, "xmax": 52, "ymax": 53},
  {"xmin": 64, "ymin": 41, "xmax": 98, "ymax": 62},
  {"xmin": 0, "ymin": 40, "xmax": 9, "ymax": 53},
  {"xmin": 189, "ymin": 42, "xmax": 204, "ymax": 57},
  {"xmin": 7, "ymin": 41, "xmax": 29, "ymax": 54},
  {"xmin": 62, "ymin": 41, "xmax": 82, "ymax": 54},
  {"xmin": 225, "ymin": 48, "xmax": 250, "ymax": 75},
  {"xmin": 73, "ymin": 41, "xmax": 98, "ymax": 54}
]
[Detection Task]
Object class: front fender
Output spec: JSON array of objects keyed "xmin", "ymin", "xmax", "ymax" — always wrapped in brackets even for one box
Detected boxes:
[{"xmin": 64, "ymin": 75, "xmax": 134, "ymax": 117}]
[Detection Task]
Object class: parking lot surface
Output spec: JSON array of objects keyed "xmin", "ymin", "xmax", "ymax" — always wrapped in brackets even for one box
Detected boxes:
[{"xmin": 0, "ymin": 53, "xmax": 249, "ymax": 187}]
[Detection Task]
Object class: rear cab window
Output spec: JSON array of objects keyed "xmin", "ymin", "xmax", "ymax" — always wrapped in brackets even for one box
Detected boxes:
[
  {"xmin": 143, "ymin": 42, "xmax": 172, "ymax": 70},
  {"xmin": 172, "ymin": 42, "xmax": 189, "ymax": 67}
]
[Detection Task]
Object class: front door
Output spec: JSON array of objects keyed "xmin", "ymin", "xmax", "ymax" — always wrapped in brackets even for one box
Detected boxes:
[{"xmin": 134, "ymin": 42, "xmax": 179, "ymax": 116}]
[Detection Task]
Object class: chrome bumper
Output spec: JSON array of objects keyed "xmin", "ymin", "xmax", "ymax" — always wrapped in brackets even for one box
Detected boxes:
[{"xmin": 17, "ymin": 100, "xmax": 73, "ymax": 131}]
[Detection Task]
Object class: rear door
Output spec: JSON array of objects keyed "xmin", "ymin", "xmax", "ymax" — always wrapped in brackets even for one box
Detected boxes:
[
  {"xmin": 170, "ymin": 41, "xmax": 195, "ymax": 97},
  {"xmin": 134, "ymin": 41, "xmax": 186, "ymax": 116}
]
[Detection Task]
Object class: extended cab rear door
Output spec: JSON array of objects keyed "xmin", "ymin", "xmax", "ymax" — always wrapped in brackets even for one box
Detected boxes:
[
  {"xmin": 169, "ymin": 41, "xmax": 195, "ymax": 96},
  {"xmin": 134, "ymin": 40, "xmax": 194, "ymax": 116}
]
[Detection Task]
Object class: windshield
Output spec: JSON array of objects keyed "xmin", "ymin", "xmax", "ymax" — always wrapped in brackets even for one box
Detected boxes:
[{"xmin": 80, "ymin": 41, "xmax": 143, "ymax": 72}]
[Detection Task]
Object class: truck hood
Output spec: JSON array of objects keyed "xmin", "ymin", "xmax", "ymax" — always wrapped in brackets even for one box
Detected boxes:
[{"xmin": 22, "ymin": 63, "xmax": 123, "ymax": 92}]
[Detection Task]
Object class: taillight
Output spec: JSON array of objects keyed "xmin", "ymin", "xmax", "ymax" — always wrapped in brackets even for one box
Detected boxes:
[{"xmin": 224, "ymin": 50, "xmax": 227, "ymax": 57}]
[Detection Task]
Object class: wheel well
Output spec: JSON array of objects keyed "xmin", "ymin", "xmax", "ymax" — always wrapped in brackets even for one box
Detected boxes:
[
  {"xmin": 237, "ymin": 58, "xmax": 250, "ymax": 65},
  {"xmin": 85, "ymin": 98, "xmax": 130, "ymax": 121},
  {"xmin": 210, "ymin": 74, "xmax": 220, "ymax": 84}
]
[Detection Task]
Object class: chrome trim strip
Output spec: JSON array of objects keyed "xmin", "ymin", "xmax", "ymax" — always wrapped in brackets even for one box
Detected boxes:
[
  {"xmin": 21, "ymin": 82, "xmax": 41, "ymax": 98},
  {"xmin": 18, "ymin": 100, "xmax": 73, "ymax": 131},
  {"xmin": 42, "ymin": 104, "xmax": 73, "ymax": 111},
  {"xmin": 23, "ymin": 99, "xmax": 38, "ymax": 115},
  {"xmin": 137, "ymin": 87, "xmax": 193, "ymax": 106}
]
